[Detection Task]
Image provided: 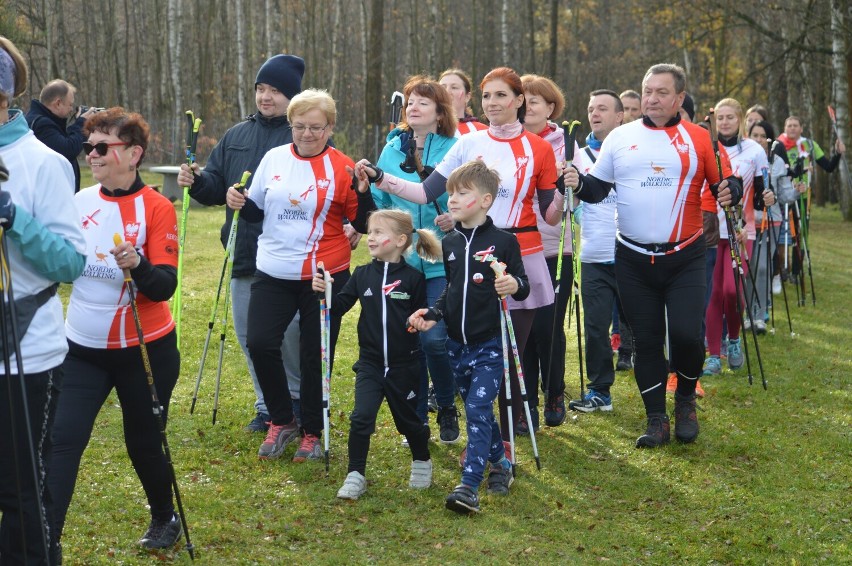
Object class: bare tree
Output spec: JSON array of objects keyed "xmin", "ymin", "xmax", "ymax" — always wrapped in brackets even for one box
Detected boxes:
[
  {"xmin": 830, "ymin": 0, "xmax": 852, "ymax": 218},
  {"xmin": 235, "ymin": 0, "xmax": 247, "ymax": 117}
]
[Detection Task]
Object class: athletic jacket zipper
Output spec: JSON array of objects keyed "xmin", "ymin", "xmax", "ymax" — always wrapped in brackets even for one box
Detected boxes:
[
  {"xmin": 460, "ymin": 225, "xmax": 478, "ymax": 344},
  {"xmin": 381, "ymin": 261, "xmax": 389, "ymax": 370}
]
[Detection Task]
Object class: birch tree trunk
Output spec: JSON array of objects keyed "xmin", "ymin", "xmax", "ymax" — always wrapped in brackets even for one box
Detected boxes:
[
  {"xmin": 501, "ymin": 0, "xmax": 509, "ymax": 65},
  {"xmin": 236, "ymin": 0, "xmax": 247, "ymax": 117},
  {"xmin": 168, "ymin": 0, "xmax": 182, "ymax": 117},
  {"xmin": 830, "ymin": 0, "xmax": 852, "ymax": 219},
  {"xmin": 265, "ymin": 0, "xmax": 274, "ymax": 56},
  {"xmin": 42, "ymin": 0, "xmax": 54, "ymax": 80},
  {"xmin": 329, "ymin": 0, "xmax": 342, "ymax": 94}
]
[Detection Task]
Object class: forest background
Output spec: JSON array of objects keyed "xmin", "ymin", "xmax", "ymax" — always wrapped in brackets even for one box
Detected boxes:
[{"xmin": 4, "ymin": 0, "xmax": 852, "ymax": 217}]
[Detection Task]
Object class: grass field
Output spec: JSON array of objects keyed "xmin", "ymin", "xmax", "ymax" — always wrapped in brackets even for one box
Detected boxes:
[{"xmin": 57, "ymin": 173, "xmax": 851, "ymax": 564}]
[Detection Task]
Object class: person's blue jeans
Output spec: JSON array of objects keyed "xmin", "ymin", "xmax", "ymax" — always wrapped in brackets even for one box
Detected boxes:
[
  {"xmin": 447, "ymin": 337, "xmax": 506, "ymax": 489},
  {"xmin": 416, "ymin": 277, "xmax": 456, "ymax": 421}
]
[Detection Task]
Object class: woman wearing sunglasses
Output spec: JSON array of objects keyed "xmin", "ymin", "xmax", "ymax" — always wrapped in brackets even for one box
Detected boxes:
[{"xmin": 50, "ymin": 107, "xmax": 185, "ymax": 550}]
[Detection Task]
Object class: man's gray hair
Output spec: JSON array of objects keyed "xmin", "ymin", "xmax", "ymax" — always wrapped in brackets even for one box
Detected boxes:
[{"xmin": 643, "ymin": 64, "xmax": 686, "ymax": 94}]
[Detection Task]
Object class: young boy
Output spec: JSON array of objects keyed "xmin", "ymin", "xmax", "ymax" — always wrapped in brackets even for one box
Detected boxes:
[{"xmin": 408, "ymin": 160, "xmax": 529, "ymax": 514}]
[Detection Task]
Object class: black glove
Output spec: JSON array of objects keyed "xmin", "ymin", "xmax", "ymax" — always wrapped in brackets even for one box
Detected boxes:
[
  {"xmin": 555, "ymin": 170, "xmax": 566, "ymax": 195},
  {"xmin": 365, "ymin": 163, "xmax": 384, "ymax": 184},
  {"xmin": 0, "ymin": 190, "xmax": 16, "ymax": 229}
]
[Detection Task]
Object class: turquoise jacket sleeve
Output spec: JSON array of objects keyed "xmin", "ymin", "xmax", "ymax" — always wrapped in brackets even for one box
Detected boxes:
[
  {"xmin": 8, "ymin": 207, "xmax": 86, "ymax": 283},
  {"xmin": 574, "ymin": 202, "xmax": 584, "ymax": 226}
]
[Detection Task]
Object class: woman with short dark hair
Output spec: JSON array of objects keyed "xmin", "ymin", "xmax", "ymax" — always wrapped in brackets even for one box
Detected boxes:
[{"xmin": 50, "ymin": 107, "xmax": 184, "ymax": 550}]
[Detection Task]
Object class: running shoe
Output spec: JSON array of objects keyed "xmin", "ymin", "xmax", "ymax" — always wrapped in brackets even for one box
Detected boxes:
[
  {"xmin": 445, "ymin": 484, "xmax": 480, "ymax": 514},
  {"xmin": 568, "ymin": 389, "xmax": 612, "ymax": 412},
  {"xmin": 292, "ymin": 434, "xmax": 322, "ymax": 462},
  {"xmin": 437, "ymin": 405, "xmax": 461, "ymax": 444},
  {"xmin": 727, "ymin": 338, "xmax": 744, "ymax": 370},
  {"xmin": 245, "ymin": 412, "xmax": 271, "ymax": 433},
  {"xmin": 543, "ymin": 394, "xmax": 566, "ymax": 427},
  {"xmin": 337, "ymin": 471, "xmax": 367, "ymax": 500},
  {"xmin": 257, "ymin": 418, "xmax": 299, "ymax": 460},
  {"xmin": 486, "ymin": 458, "xmax": 513, "ymax": 495},
  {"xmin": 702, "ymin": 356, "xmax": 721, "ymax": 376},
  {"xmin": 409, "ymin": 460, "xmax": 432, "ymax": 489},
  {"xmin": 139, "ymin": 513, "xmax": 182, "ymax": 549}
]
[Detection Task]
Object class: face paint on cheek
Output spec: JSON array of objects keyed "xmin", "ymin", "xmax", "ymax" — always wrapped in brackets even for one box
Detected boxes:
[
  {"xmin": 382, "ymin": 239, "xmax": 391, "ymax": 246},
  {"xmin": 465, "ymin": 198, "xmax": 477, "ymax": 209},
  {"xmin": 112, "ymin": 149, "xmax": 121, "ymax": 163}
]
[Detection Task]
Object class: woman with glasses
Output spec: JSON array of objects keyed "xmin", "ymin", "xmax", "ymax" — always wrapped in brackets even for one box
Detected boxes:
[
  {"xmin": 50, "ymin": 107, "xmax": 185, "ymax": 550},
  {"xmin": 227, "ymin": 89, "xmax": 374, "ymax": 464},
  {"xmin": 369, "ymin": 75, "xmax": 460, "ymax": 442}
]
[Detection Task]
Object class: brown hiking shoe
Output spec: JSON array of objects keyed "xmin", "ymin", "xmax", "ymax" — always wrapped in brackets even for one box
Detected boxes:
[
  {"xmin": 635, "ymin": 413, "xmax": 670, "ymax": 448},
  {"xmin": 674, "ymin": 391, "xmax": 699, "ymax": 443}
]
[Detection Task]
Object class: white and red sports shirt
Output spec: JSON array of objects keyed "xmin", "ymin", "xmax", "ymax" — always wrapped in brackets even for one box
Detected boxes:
[
  {"xmin": 66, "ymin": 185, "xmax": 178, "ymax": 348},
  {"xmin": 455, "ymin": 120, "xmax": 488, "ymax": 137},
  {"xmin": 249, "ymin": 144, "xmax": 358, "ymax": 279},
  {"xmin": 716, "ymin": 138, "xmax": 768, "ymax": 240},
  {"xmin": 436, "ymin": 129, "xmax": 558, "ymax": 255},
  {"xmin": 590, "ymin": 119, "xmax": 731, "ymax": 252}
]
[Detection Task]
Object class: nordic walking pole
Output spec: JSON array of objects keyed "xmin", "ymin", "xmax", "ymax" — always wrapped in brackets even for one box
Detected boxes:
[
  {"xmin": 546, "ymin": 120, "xmax": 581, "ymax": 403},
  {"xmin": 317, "ymin": 262, "xmax": 333, "ymax": 472},
  {"xmin": 491, "ymin": 261, "xmax": 541, "ymax": 471},
  {"xmin": 0, "ymin": 225, "xmax": 51, "ymax": 562},
  {"xmin": 794, "ymin": 199, "xmax": 816, "ymax": 306},
  {"xmin": 189, "ymin": 252, "xmax": 228, "ymax": 414},
  {"xmin": 175, "ymin": 111, "xmax": 201, "ymax": 352},
  {"xmin": 768, "ymin": 203, "xmax": 795, "ymax": 337},
  {"xmin": 570, "ymin": 194, "xmax": 585, "ymax": 396},
  {"xmin": 113, "ymin": 234, "xmax": 195, "ymax": 559},
  {"xmin": 211, "ymin": 172, "xmax": 251, "ymax": 425},
  {"xmin": 190, "ymin": 171, "xmax": 251, "ymax": 418},
  {"xmin": 497, "ymin": 300, "xmax": 516, "ymax": 474},
  {"xmin": 709, "ymin": 110, "xmax": 767, "ymax": 389}
]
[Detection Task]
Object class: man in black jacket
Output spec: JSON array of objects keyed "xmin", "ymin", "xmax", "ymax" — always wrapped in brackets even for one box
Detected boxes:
[
  {"xmin": 177, "ymin": 54, "xmax": 310, "ymax": 432},
  {"xmin": 25, "ymin": 80, "xmax": 97, "ymax": 191}
]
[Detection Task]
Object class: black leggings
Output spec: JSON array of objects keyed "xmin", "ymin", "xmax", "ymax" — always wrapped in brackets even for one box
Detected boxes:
[
  {"xmin": 347, "ymin": 359, "xmax": 430, "ymax": 475},
  {"xmin": 247, "ymin": 271, "xmax": 348, "ymax": 436},
  {"xmin": 50, "ymin": 331, "xmax": 180, "ymax": 538},
  {"xmin": 615, "ymin": 241, "xmax": 705, "ymax": 415},
  {"xmin": 0, "ymin": 367, "xmax": 62, "ymax": 565}
]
